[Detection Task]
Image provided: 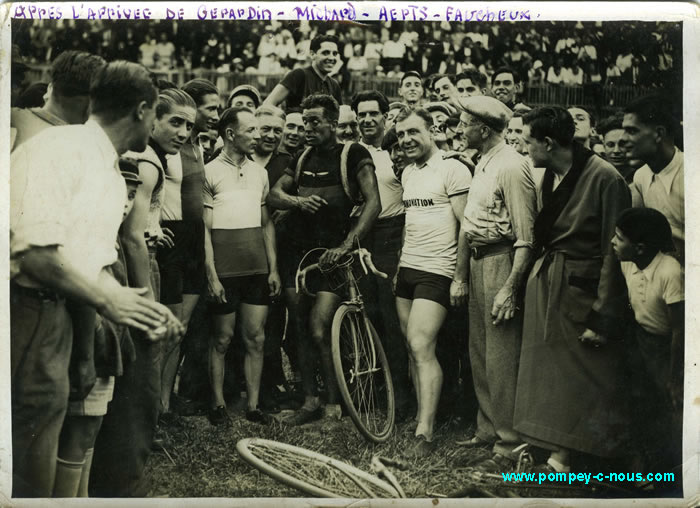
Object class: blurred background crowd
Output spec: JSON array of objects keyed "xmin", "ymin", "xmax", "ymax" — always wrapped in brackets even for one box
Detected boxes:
[{"xmin": 13, "ymin": 19, "xmax": 681, "ymax": 110}]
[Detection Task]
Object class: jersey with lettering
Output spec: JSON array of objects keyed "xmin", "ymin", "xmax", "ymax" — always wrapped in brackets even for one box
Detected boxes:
[{"xmin": 400, "ymin": 151, "xmax": 471, "ymax": 278}]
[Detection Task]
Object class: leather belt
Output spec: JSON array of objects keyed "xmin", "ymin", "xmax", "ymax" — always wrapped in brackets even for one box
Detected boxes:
[
  {"xmin": 470, "ymin": 241, "xmax": 515, "ymax": 261},
  {"xmin": 11, "ymin": 281, "xmax": 61, "ymax": 302}
]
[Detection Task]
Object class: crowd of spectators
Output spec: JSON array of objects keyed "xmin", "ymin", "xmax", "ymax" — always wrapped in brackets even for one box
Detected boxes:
[{"xmin": 14, "ymin": 19, "xmax": 681, "ymax": 89}]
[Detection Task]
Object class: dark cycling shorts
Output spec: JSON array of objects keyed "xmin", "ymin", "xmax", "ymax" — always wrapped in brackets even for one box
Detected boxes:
[
  {"xmin": 280, "ymin": 244, "xmax": 339, "ymax": 295},
  {"xmin": 157, "ymin": 220, "xmax": 206, "ymax": 304},
  {"xmin": 208, "ymin": 274, "xmax": 270, "ymax": 315},
  {"xmin": 394, "ymin": 267, "xmax": 451, "ymax": 309}
]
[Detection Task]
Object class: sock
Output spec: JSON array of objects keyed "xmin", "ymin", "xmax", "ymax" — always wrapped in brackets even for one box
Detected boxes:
[
  {"xmin": 77, "ymin": 448, "xmax": 94, "ymax": 497},
  {"xmin": 53, "ymin": 456, "xmax": 85, "ymax": 497}
]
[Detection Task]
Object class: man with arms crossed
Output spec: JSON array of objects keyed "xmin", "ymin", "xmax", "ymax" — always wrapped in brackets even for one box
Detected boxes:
[
  {"xmin": 269, "ymin": 94, "xmax": 381, "ymax": 425},
  {"xmin": 451, "ymin": 96, "xmax": 537, "ymax": 471},
  {"xmin": 393, "ymin": 108, "xmax": 471, "ymax": 456},
  {"xmin": 204, "ymin": 107, "xmax": 282, "ymax": 425}
]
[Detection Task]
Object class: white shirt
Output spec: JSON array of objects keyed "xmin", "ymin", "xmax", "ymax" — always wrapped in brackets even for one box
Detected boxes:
[
  {"xmin": 621, "ymin": 252, "xmax": 683, "ymax": 336},
  {"xmin": 631, "ymin": 148, "xmax": 684, "ymax": 260},
  {"xmin": 360, "ymin": 142, "xmax": 404, "ymax": 219},
  {"xmin": 400, "ymin": 150, "xmax": 471, "ymax": 278},
  {"xmin": 11, "ymin": 120, "xmax": 125, "ymax": 286}
]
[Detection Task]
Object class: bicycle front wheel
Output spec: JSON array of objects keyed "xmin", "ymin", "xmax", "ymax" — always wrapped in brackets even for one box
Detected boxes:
[
  {"xmin": 236, "ymin": 438, "xmax": 401, "ymax": 498},
  {"xmin": 332, "ymin": 304, "xmax": 395, "ymax": 443}
]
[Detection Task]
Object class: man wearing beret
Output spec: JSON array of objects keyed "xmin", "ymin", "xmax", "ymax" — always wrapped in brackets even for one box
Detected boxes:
[{"xmin": 451, "ymin": 95, "xmax": 537, "ymax": 471}]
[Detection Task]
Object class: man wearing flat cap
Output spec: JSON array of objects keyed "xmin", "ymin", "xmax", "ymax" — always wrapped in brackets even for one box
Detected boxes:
[{"xmin": 451, "ymin": 95, "xmax": 537, "ymax": 472}]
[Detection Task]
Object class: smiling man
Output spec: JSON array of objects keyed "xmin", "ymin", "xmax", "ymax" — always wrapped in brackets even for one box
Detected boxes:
[
  {"xmin": 269, "ymin": 94, "xmax": 380, "ymax": 426},
  {"xmin": 264, "ymin": 34, "xmax": 342, "ymax": 111},
  {"xmin": 398, "ymin": 71, "xmax": 424, "ymax": 109},
  {"xmin": 336, "ymin": 104, "xmax": 360, "ymax": 143},
  {"xmin": 281, "ymin": 110, "xmax": 305, "ymax": 155},
  {"xmin": 393, "ymin": 108, "xmax": 471, "ymax": 456},
  {"xmin": 455, "ymin": 69, "xmax": 487, "ymax": 99},
  {"xmin": 490, "ymin": 67, "xmax": 521, "ymax": 109}
]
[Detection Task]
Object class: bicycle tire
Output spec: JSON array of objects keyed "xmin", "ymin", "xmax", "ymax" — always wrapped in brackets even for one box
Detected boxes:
[
  {"xmin": 332, "ymin": 304, "xmax": 395, "ymax": 443},
  {"xmin": 236, "ymin": 438, "xmax": 401, "ymax": 498}
]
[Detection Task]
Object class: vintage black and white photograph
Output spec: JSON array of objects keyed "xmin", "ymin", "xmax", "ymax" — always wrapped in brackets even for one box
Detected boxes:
[{"xmin": 5, "ymin": 2, "xmax": 696, "ymax": 502}]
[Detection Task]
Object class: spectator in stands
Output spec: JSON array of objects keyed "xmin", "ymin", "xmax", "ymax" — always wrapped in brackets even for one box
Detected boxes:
[
  {"xmin": 569, "ymin": 61, "xmax": 585, "ymax": 86},
  {"xmin": 264, "ymin": 34, "xmax": 342, "ymax": 111},
  {"xmin": 347, "ymin": 44, "xmax": 369, "ymax": 75},
  {"xmin": 337, "ymin": 104, "xmax": 360, "ymax": 143},
  {"xmin": 568, "ymin": 106, "xmax": 595, "ymax": 149},
  {"xmin": 227, "ymin": 84, "xmax": 262, "ymax": 110},
  {"xmin": 155, "ymin": 32, "xmax": 176, "ymax": 70},
  {"xmin": 604, "ymin": 60, "xmax": 622, "ymax": 85},
  {"xmin": 139, "ymin": 34, "xmax": 157, "ymax": 69},
  {"xmin": 398, "ymin": 71, "xmax": 424, "ymax": 109},
  {"xmin": 455, "ymin": 70, "xmax": 487, "ymax": 98},
  {"xmin": 597, "ymin": 113, "xmax": 642, "ymax": 184},
  {"xmin": 382, "ymin": 32, "xmax": 406, "ymax": 70},
  {"xmin": 528, "ymin": 61, "xmax": 546, "ymax": 86},
  {"xmin": 546, "ymin": 57, "xmax": 572, "ymax": 86},
  {"xmin": 11, "ymin": 50, "xmax": 106, "ymax": 150},
  {"xmin": 623, "ymin": 94, "xmax": 684, "ymax": 263},
  {"xmin": 490, "ymin": 67, "xmax": 522, "ymax": 109},
  {"xmin": 364, "ymin": 32, "xmax": 383, "ymax": 72}
]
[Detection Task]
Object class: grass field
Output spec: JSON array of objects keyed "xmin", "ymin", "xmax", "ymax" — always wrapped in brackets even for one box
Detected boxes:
[{"xmin": 143, "ymin": 403, "xmax": 500, "ymax": 499}]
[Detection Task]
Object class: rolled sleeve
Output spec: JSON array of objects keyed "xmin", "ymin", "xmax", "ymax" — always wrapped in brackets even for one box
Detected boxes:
[{"xmin": 500, "ymin": 157, "xmax": 537, "ymax": 248}]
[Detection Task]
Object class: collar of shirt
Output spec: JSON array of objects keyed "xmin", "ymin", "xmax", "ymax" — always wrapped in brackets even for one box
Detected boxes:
[
  {"xmin": 412, "ymin": 148, "xmax": 445, "ymax": 171},
  {"xmin": 310, "ymin": 63, "xmax": 329, "ymax": 82},
  {"xmin": 360, "ymin": 140, "xmax": 383, "ymax": 152},
  {"xmin": 646, "ymin": 147, "xmax": 682, "ymax": 195},
  {"xmin": 475, "ymin": 140, "xmax": 507, "ymax": 173},
  {"xmin": 219, "ymin": 149, "xmax": 250, "ymax": 171},
  {"xmin": 630, "ymin": 251, "xmax": 665, "ymax": 281},
  {"xmin": 85, "ymin": 119, "xmax": 119, "ymax": 171}
]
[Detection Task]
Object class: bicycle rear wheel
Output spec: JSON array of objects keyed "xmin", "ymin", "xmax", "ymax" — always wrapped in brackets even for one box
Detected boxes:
[
  {"xmin": 236, "ymin": 438, "xmax": 401, "ymax": 498},
  {"xmin": 332, "ymin": 304, "xmax": 395, "ymax": 443}
]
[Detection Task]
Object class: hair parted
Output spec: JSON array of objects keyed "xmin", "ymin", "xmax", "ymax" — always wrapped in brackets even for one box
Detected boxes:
[
  {"xmin": 181, "ymin": 78, "xmax": 218, "ymax": 106},
  {"xmin": 310, "ymin": 34, "xmax": 340, "ymax": 52},
  {"xmin": 255, "ymin": 105, "xmax": 286, "ymax": 120},
  {"xmin": 395, "ymin": 107, "xmax": 433, "ymax": 131}
]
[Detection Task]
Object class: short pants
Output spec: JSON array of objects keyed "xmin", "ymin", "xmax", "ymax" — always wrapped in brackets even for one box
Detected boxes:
[
  {"xmin": 67, "ymin": 376, "xmax": 115, "ymax": 417},
  {"xmin": 157, "ymin": 219, "xmax": 206, "ymax": 305},
  {"xmin": 394, "ymin": 267, "xmax": 452, "ymax": 309},
  {"xmin": 208, "ymin": 274, "xmax": 270, "ymax": 315}
]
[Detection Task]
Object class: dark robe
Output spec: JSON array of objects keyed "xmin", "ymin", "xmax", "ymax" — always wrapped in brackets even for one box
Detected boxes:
[{"xmin": 514, "ymin": 147, "xmax": 632, "ymax": 457}]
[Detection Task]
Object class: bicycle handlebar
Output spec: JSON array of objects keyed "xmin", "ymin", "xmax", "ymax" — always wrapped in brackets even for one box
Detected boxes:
[{"xmin": 295, "ymin": 248, "xmax": 388, "ymax": 297}]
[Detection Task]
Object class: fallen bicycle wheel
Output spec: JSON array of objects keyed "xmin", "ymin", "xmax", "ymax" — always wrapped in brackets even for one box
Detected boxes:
[{"xmin": 236, "ymin": 438, "xmax": 402, "ymax": 498}]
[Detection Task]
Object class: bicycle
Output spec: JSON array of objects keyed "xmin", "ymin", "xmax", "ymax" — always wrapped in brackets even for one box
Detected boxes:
[
  {"xmin": 236, "ymin": 438, "xmax": 406, "ymax": 498},
  {"xmin": 295, "ymin": 243, "xmax": 396, "ymax": 443}
]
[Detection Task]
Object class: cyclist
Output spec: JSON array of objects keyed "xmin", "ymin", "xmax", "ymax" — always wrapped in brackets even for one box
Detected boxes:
[
  {"xmin": 393, "ymin": 108, "xmax": 471, "ymax": 456},
  {"xmin": 268, "ymin": 93, "xmax": 381, "ymax": 425}
]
